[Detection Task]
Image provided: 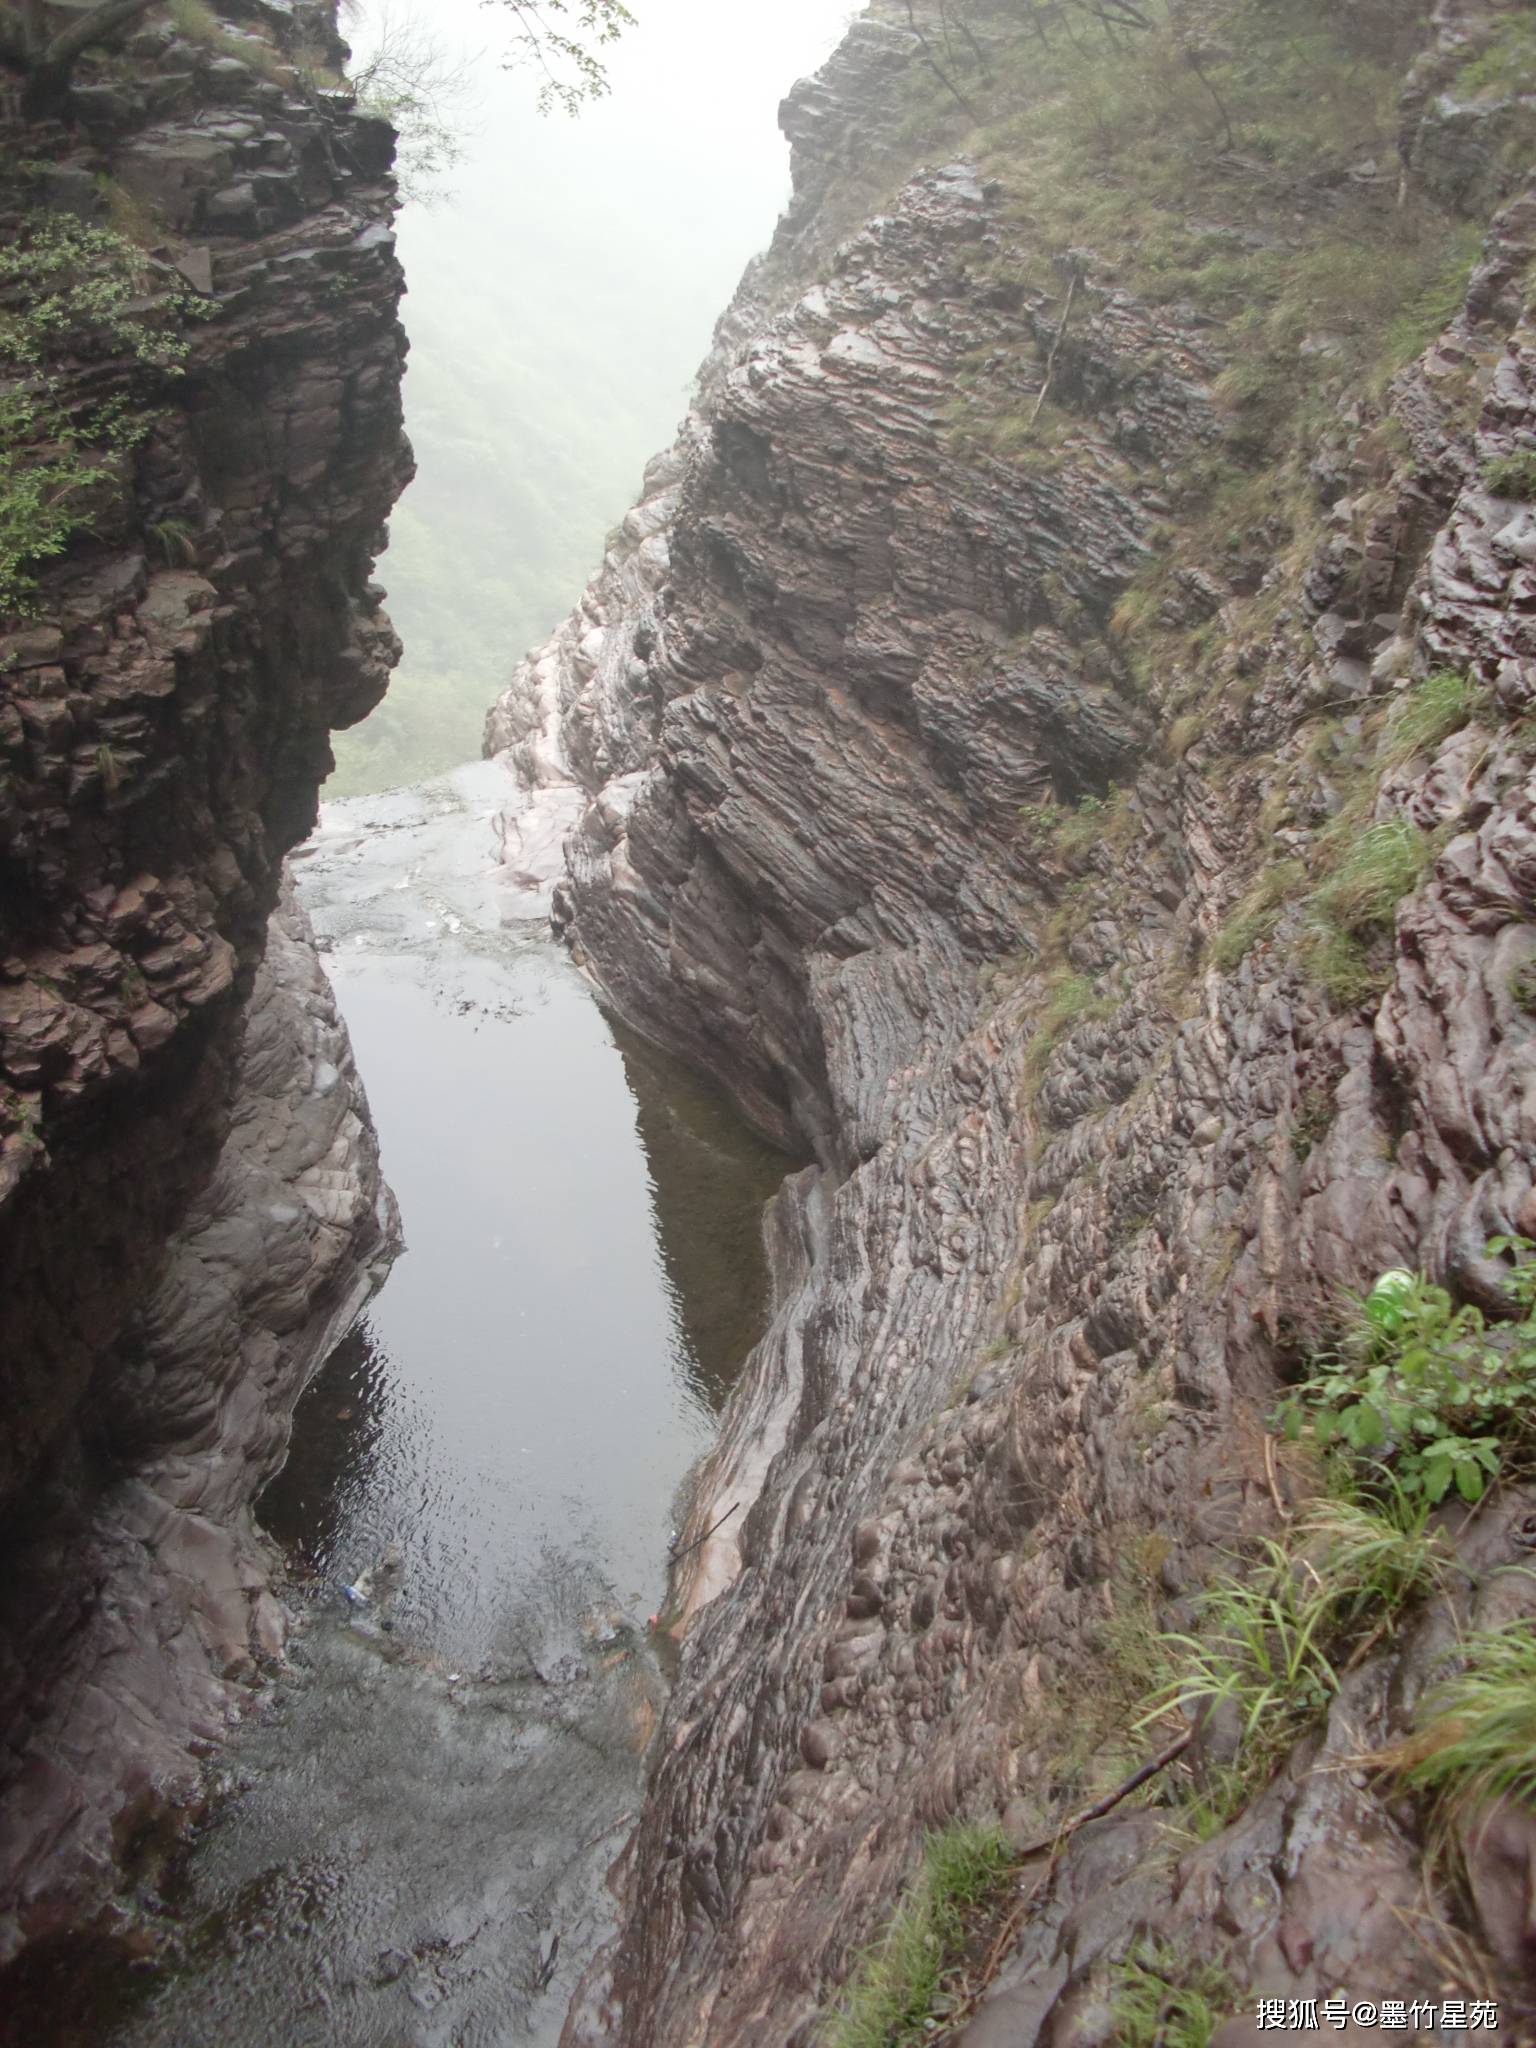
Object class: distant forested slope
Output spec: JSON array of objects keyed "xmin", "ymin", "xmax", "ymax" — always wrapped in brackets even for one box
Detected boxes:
[{"xmin": 329, "ymin": 0, "xmax": 849, "ymax": 796}]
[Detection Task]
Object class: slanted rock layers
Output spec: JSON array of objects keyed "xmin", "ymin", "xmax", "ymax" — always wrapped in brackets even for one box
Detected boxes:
[
  {"xmin": 0, "ymin": 1, "xmax": 407, "ymax": 1966},
  {"xmin": 487, "ymin": 0, "xmax": 1536, "ymax": 2038},
  {"xmin": 0, "ymin": 880, "xmax": 397, "ymax": 1961}
]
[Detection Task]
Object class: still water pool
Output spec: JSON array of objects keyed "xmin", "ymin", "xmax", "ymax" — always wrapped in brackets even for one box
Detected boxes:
[{"xmin": 83, "ymin": 759, "xmax": 783, "ymax": 2048}]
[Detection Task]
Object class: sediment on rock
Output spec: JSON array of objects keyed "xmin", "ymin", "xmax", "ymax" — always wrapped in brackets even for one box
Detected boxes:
[
  {"xmin": 487, "ymin": 1, "xmax": 1536, "ymax": 2039},
  {"xmin": 0, "ymin": 0, "xmax": 409, "ymax": 1967}
]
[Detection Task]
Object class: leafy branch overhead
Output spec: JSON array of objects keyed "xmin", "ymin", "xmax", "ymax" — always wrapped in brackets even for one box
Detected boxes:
[
  {"xmin": 345, "ymin": 1, "xmax": 636, "ymax": 203},
  {"xmin": 495, "ymin": 0, "xmax": 635, "ymax": 115}
]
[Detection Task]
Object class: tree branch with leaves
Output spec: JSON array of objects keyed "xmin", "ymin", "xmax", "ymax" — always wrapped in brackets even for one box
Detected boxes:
[{"xmin": 493, "ymin": 0, "xmax": 635, "ymax": 116}]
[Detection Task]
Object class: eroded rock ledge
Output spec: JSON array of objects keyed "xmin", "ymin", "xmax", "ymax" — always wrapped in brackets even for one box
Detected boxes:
[
  {"xmin": 488, "ymin": 0, "xmax": 1536, "ymax": 2039},
  {"xmin": 0, "ymin": 0, "xmax": 408, "ymax": 1967},
  {"xmin": 0, "ymin": 878, "xmax": 398, "ymax": 1962}
]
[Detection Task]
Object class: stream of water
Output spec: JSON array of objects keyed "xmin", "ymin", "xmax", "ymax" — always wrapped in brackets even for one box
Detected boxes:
[{"xmin": 71, "ymin": 761, "xmax": 784, "ymax": 2047}]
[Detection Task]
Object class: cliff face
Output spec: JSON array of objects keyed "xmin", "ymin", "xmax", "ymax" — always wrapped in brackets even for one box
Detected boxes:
[
  {"xmin": 488, "ymin": 1, "xmax": 1536, "ymax": 2039},
  {"xmin": 0, "ymin": 0, "xmax": 406, "ymax": 1965}
]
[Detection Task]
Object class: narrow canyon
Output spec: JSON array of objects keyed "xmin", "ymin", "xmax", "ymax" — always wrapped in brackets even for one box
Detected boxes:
[{"xmin": 2, "ymin": 1, "xmax": 1536, "ymax": 2044}]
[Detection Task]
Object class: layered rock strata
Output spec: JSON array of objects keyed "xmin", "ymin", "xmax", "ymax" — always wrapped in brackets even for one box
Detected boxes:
[
  {"xmin": 0, "ymin": 0, "xmax": 407, "ymax": 1965},
  {"xmin": 488, "ymin": 0, "xmax": 1536, "ymax": 2038},
  {"xmin": 0, "ymin": 880, "xmax": 397, "ymax": 1961}
]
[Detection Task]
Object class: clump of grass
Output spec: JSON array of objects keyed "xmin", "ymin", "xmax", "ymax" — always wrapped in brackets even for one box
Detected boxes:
[
  {"xmin": 1138, "ymin": 1489, "xmax": 1448, "ymax": 1824},
  {"xmin": 1049, "ymin": 1554, "xmax": 1180, "ymax": 1800},
  {"xmin": 1018, "ymin": 790, "xmax": 1137, "ymax": 874},
  {"xmin": 1112, "ymin": 579, "xmax": 1164, "ymax": 641},
  {"xmin": 1485, "ymin": 449, "xmax": 1536, "ymax": 500},
  {"xmin": 1380, "ymin": 224, "xmax": 1484, "ymax": 371},
  {"xmin": 167, "ymin": 0, "xmax": 286, "ymax": 78},
  {"xmin": 1209, "ymin": 858, "xmax": 1306, "ymax": 970},
  {"xmin": 1298, "ymin": 817, "xmax": 1438, "ymax": 1004},
  {"xmin": 1106, "ymin": 1942, "xmax": 1241, "ymax": 2048},
  {"xmin": 1312, "ymin": 816, "xmax": 1434, "ymax": 926},
  {"xmin": 147, "ymin": 516, "xmax": 197, "ymax": 567},
  {"xmin": 1300, "ymin": 924, "xmax": 1381, "ymax": 1006},
  {"xmin": 1390, "ymin": 1623, "xmax": 1536, "ymax": 1820},
  {"xmin": 1055, "ymin": 792, "xmax": 1110, "ymax": 858},
  {"xmin": 1459, "ymin": 9, "xmax": 1536, "ymax": 97},
  {"xmin": 1380, "ymin": 670, "xmax": 1479, "ymax": 768},
  {"xmin": 1022, "ymin": 967, "xmax": 1117, "ymax": 1095},
  {"xmin": 94, "ymin": 174, "xmax": 161, "ymax": 250},
  {"xmin": 825, "ymin": 1824, "xmax": 1012, "ymax": 2048},
  {"xmin": 1290, "ymin": 1080, "xmax": 1334, "ymax": 1163},
  {"xmin": 1165, "ymin": 712, "xmax": 1203, "ymax": 761}
]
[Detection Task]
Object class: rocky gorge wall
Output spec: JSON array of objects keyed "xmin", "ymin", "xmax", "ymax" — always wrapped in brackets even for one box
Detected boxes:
[
  {"xmin": 0, "ymin": 0, "xmax": 406, "ymax": 1969},
  {"xmin": 487, "ymin": 1, "xmax": 1536, "ymax": 2039}
]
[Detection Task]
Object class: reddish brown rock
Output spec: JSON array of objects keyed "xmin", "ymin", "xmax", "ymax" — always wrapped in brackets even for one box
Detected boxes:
[
  {"xmin": 485, "ymin": 3, "xmax": 1536, "ymax": 2042},
  {"xmin": 0, "ymin": 1, "xmax": 408, "ymax": 1968}
]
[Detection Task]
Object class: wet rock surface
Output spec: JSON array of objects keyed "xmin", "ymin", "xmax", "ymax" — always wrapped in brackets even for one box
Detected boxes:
[
  {"xmin": 0, "ymin": 3, "xmax": 409, "ymax": 1499},
  {"xmin": 486, "ymin": 2, "xmax": 1536, "ymax": 2040},
  {"xmin": 0, "ymin": 880, "xmax": 398, "ymax": 1968},
  {"xmin": 0, "ymin": 0, "xmax": 409, "ymax": 1971},
  {"xmin": 2, "ymin": 760, "xmax": 786, "ymax": 2048}
]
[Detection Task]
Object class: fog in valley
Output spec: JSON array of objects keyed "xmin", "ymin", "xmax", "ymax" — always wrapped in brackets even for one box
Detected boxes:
[{"xmin": 331, "ymin": 0, "xmax": 854, "ymax": 795}]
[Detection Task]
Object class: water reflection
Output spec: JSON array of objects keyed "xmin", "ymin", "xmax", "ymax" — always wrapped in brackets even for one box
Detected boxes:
[
  {"xmin": 612, "ymin": 1020, "xmax": 788, "ymax": 1414},
  {"xmin": 68, "ymin": 762, "xmax": 787, "ymax": 2048},
  {"xmin": 256, "ymin": 1322, "xmax": 390, "ymax": 1581},
  {"xmin": 258, "ymin": 764, "xmax": 786, "ymax": 1654}
]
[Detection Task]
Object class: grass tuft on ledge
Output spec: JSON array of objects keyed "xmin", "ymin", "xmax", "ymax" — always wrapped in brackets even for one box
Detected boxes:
[
  {"xmin": 824, "ymin": 1823, "xmax": 1011, "ymax": 2048},
  {"xmin": 1106, "ymin": 1941, "xmax": 1242, "ymax": 2048}
]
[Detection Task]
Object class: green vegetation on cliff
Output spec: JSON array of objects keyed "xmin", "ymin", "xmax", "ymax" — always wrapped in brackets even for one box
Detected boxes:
[
  {"xmin": 1142, "ymin": 1244, "xmax": 1536, "ymax": 1827},
  {"xmin": 1280, "ymin": 1243, "xmax": 1536, "ymax": 1506},
  {"xmin": 1141, "ymin": 1486, "xmax": 1448, "ymax": 1824},
  {"xmin": 825, "ymin": 1823, "xmax": 1013, "ymax": 2048},
  {"xmin": 0, "ymin": 212, "xmax": 205, "ymax": 617},
  {"xmin": 1106, "ymin": 1943, "xmax": 1241, "ymax": 2048},
  {"xmin": 859, "ymin": 0, "xmax": 1528, "ymax": 1041},
  {"xmin": 1394, "ymin": 1623, "xmax": 1536, "ymax": 1823}
]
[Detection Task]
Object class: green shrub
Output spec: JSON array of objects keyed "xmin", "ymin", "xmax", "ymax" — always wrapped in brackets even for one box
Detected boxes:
[
  {"xmin": 1277, "ymin": 1241, "xmax": 1536, "ymax": 1504},
  {"xmin": 0, "ymin": 393, "xmax": 110, "ymax": 615},
  {"xmin": 0, "ymin": 216, "xmax": 195, "ymax": 372},
  {"xmin": 0, "ymin": 216, "xmax": 204, "ymax": 615},
  {"xmin": 824, "ymin": 1824, "xmax": 1012, "ymax": 2048}
]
